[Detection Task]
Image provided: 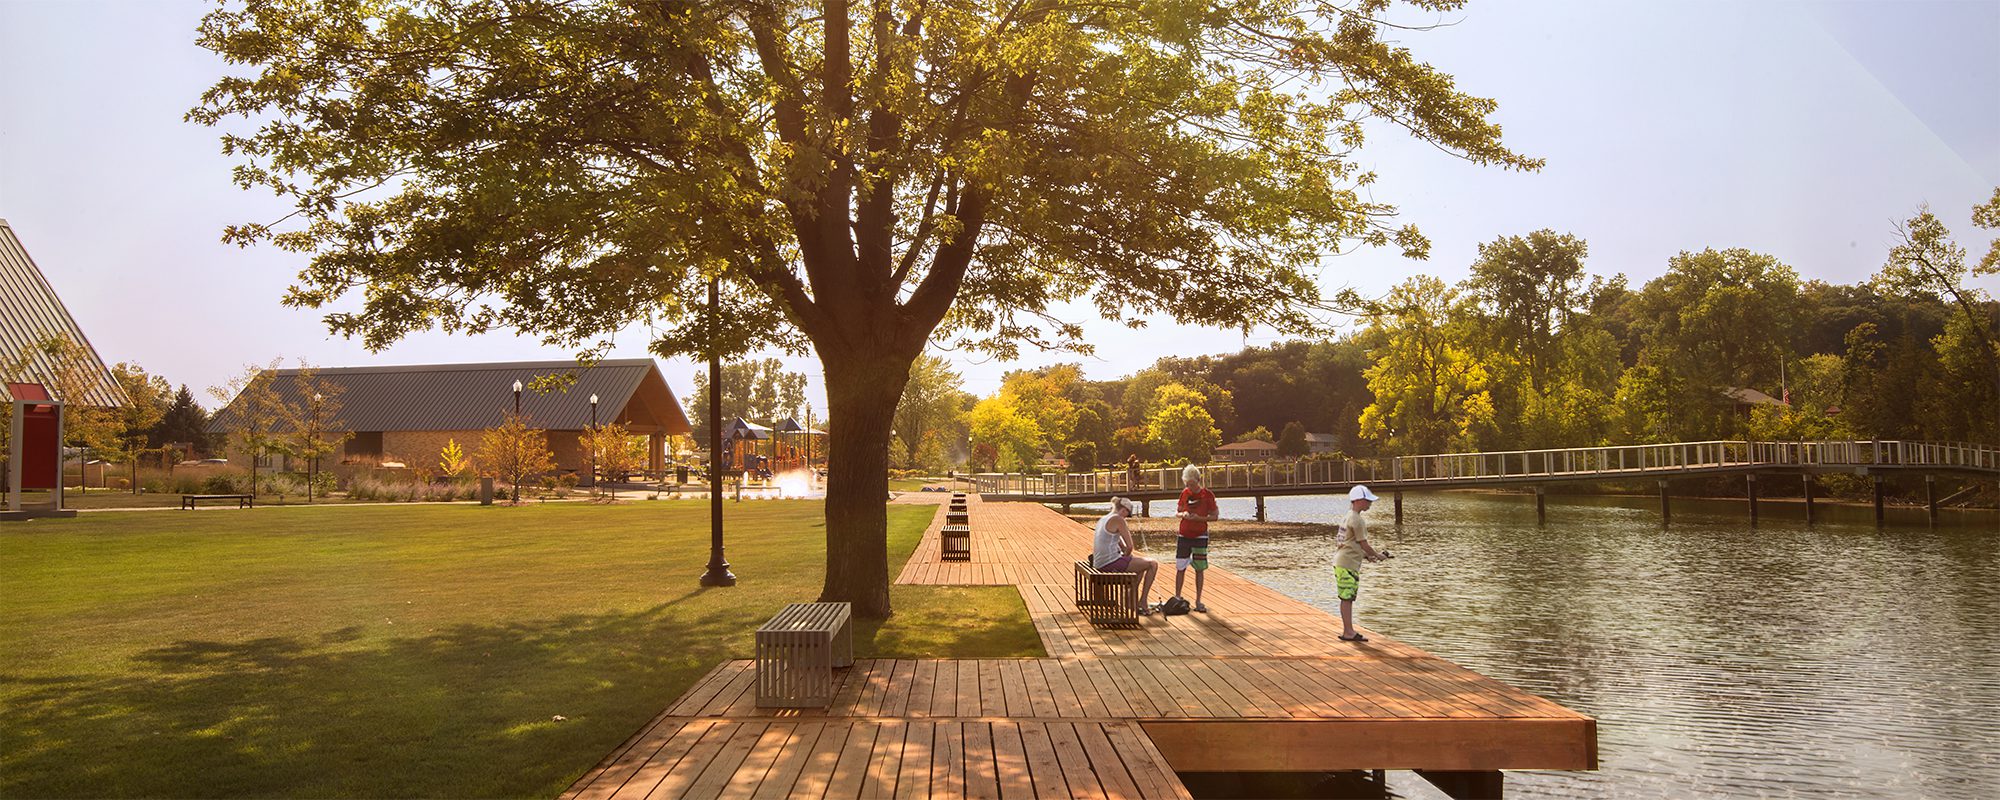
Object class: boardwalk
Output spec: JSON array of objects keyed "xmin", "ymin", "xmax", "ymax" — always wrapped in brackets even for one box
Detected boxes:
[
  {"xmin": 975, "ymin": 439, "xmax": 2000, "ymax": 505},
  {"xmin": 563, "ymin": 495, "xmax": 1595, "ymax": 799}
]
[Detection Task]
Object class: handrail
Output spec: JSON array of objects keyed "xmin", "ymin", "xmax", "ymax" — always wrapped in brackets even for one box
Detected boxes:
[{"xmin": 971, "ymin": 439, "xmax": 2000, "ymax": 497}]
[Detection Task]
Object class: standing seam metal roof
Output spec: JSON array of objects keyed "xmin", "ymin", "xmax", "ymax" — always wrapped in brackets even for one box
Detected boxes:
[
  {"xmin": 209, "ymin": 358, "xmax": 691, "ymax": 434},
  {"xmin": 0, "ymin": 219, "xmax": 128, "ymax": 407}
]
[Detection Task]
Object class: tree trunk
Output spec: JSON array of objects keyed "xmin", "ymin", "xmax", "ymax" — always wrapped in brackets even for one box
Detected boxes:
[{"xmin": 818, "ymin": 348, "xmax": 914, "ymax": 618}]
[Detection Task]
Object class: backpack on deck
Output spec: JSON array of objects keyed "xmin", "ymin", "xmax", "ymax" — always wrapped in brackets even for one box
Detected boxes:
[{"xmin": 1159, "ymin": 596, "xmax": 1192, "ymax": 616}]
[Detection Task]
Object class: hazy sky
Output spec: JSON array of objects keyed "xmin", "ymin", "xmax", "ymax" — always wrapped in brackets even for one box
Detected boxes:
[{"xmin": 2, "ymin": 0, "xmax": 1995, "ymax": 411}]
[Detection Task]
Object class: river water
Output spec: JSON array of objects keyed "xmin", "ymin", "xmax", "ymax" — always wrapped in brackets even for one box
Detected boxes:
[{"xmin": 1080, "ymin": 492, "xmax": 2000, "ymax": 798}]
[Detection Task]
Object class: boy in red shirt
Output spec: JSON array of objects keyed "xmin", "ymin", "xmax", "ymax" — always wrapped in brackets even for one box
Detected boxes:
[{"xmin": 1174, "ymin": 464, "xmax": 1220, "ymax": 612}]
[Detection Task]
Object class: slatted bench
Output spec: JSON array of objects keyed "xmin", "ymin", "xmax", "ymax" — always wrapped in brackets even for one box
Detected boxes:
[
  {"xmin": 1074, "ymin": 559, "xmax": 1141, "ymax": 629},
  {"xmin": 945, "ymin": 508, "xmax": 969, "ymax": 525},
  {"xmin": 180, "ymin": 494, "xmax": 253, "ymax": 510},
  {"xmin": 940, "ymin": 524, "xmax": 972, "ymax": 561},
  {"xmin": 754, "ymin": 602, "xmax": 853, "ymax": 708}
]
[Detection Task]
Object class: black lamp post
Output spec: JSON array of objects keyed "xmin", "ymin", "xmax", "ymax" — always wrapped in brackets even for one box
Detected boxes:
[
  {"xmin": 307, "ymin": 391, "xmax": 322, "ymax": 503},
  {"xmin": 589, "ymin": 393, "xmax": 599, "ymax": 488},
  {"xmin": 512, "ymin": 380, "xmax": 523, "ymax": 416},
  {"xmin": 701, "ymin": 275, "xmax": 736, "ymax": 587}
]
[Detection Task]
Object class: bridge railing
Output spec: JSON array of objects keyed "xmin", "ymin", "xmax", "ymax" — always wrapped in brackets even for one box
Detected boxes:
[{"xmin": 970, "ymin": 440, "xmax": 1999, "ymax": 497}]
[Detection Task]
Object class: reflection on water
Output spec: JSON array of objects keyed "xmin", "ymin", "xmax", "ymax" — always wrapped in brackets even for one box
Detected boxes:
[{"xmin": 1082, "ymin": 493, "xmax": 2000, "ymax": 799}]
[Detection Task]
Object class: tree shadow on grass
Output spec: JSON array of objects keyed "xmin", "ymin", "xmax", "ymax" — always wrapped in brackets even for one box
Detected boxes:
[{"xmin": 1, "ymin": 598, "xmax": 753, "ymax": 799}]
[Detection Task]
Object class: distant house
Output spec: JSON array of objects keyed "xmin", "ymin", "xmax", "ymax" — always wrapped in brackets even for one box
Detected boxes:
[
  {"xmin": 1303, "ymin": 432, "xmax": 1340, "ymax": 455},
  {"xmin": 1721, "ymin": 386, "xmax": 1786, "ymax": 420},
  {"xmin": 209, "ymin": 358, "xmax": 690, "ymax": 476},
  {"xmin": 0, "ymin": 219, "xmax": 126, "ymax": 409},
  {"xmin": 1214, "ymin": 439, "xmax": 1278, "ymax": 462}
]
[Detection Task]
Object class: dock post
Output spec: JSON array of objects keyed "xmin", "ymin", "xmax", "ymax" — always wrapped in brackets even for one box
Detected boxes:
[
  {"xmin": 1746, "ymin": 474, "xmax": 1758, "ymax": 527},
  {"xmin": 1062, "ymin": 502, "xmax": 1071, "ymax": 515},
  {"xmin": 1873, "ymin": 475, "xmax": 1885, "ymax": 527},
  {"xmin": 1141, "ymin": 499, "xmax": 1150, "ymax": 518},
  {"xmin": 1393, "ymin": 491, "xmax": 1404, "ymax": 525},
  {"xmin": 1255, "ymin": 495, "xmax": 1266, "ymax": 522},
  {"xmin": 1415, "ymin": 769, "xmax": 1504, "ymax": 799},
  {"xmin": 1803, "ymin": 475, "xmax": 1816, "ymax": 525},
  {"xmin": 1535, "ymin": 486, "xmax": 1547, "ymax": 526},
  {"xmin": 1926, "ymin": 475, "xmax": 1938, "ymax": 527},
  {"xmin": 1659, "ymin": 480, "xmax": 1671, "ymax": 528}
]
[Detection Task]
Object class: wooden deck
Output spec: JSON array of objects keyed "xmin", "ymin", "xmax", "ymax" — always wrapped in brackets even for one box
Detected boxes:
[{"xmin": 563, "ymin": 496, "xmax": 1595, "ymax": 799}]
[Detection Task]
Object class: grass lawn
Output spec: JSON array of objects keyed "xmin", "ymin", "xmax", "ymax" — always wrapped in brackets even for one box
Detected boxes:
[
  {"xmin": 0, "ymin": 500, "xmax": 1041, "ymax": 798},
  {"xmin": 14, "ymin": 491, "xmax": 372, "ymax": 510}
]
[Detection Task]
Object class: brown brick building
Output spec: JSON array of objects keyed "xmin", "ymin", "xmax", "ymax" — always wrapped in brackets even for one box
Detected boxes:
[{"xmin": 209, "ymin": 358, "xmax": 691, "ymax": 480}]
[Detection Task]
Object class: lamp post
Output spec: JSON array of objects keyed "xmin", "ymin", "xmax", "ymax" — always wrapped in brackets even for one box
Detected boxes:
[
  {"xmin": 589, "ymin": 393, "xmax": 599, "ymax": 489},
  {"xmin": 701, "ymin": 275, "xmax": 736, "ymax": 587},
  {"xmin": 307, "ymin": 392, "xmax": 322, "ymax": 503},
  {"xmin": 512, "ymin": 380, "xmax": 523, "ymax": 416}
]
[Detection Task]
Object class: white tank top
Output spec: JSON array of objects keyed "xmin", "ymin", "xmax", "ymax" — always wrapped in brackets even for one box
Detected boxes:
[{"xmin": 1093, "ymin": 512, "xmax": 1125, "ymax": 568}]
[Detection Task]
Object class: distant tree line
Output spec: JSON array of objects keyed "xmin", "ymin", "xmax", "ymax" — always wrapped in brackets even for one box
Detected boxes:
[{"xmin": 947, "ymin": 193, "xmax": 2000, "ymax": 470}]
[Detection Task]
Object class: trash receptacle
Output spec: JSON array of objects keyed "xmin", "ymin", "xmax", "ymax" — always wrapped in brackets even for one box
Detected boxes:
[
  {"xmin": 676, "ymin": 465, "xmax": 688, "ymax": 484},
  {"xmin": 479, "ymin": 477, "xmax": 495, "ymax": 505}
]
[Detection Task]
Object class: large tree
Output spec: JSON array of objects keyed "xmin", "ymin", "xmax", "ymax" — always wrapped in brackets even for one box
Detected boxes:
[{"xmin": 194, "ymin": 0, "xmax": 1535, "ymax": 616}]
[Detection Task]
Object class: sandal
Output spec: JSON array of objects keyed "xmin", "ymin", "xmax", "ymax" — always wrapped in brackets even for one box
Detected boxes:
[
  {"xmin": 1137, "ymin": 606, "xmax": 1157, "ymax": 616},
  {"xmin": 1338, "ymin": 633, "xmax": 1368, "ymax": 643},
  {"xmin": 1193, "ymin": 603, "xmax": 1208, "ymax": 613}
]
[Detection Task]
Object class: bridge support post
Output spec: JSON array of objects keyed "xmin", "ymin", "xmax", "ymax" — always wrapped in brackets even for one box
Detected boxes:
[
  {"xmin": 1658, "ymin": 480, "xmax": 1671, "ymax": 528},
  {"xmin": 1926, "ymin": 475, "xmax": 1938, "ymax": 527},
  {"xmin": 1873, "ymin": 475, "xmax": 1885, "ymax": 527},
  {"xmin": 1803, "ymin": 475, "xmax": 1816, "ymax": 525},
  {"xmin": 1746, "ymin": 474, "xmax": 1758, "ymax": 527},
  {"xmin": 1140, "ymin": 499, "xmax": 1150, "ymax": 518},
  {"xmin": 1255, "ymin": 495, "xmax": 1266, "ymax": 522},
  {"xmin": 1393, "ymin": 491, "xmax": 1404, "ymax": 525},
  {"xmin": 1062, "ymin": 502, "xmax": 1071, "ymax": 515},
  {"xmin": 1535, "ymin": 486, "xmax": 1546, "ymax": 526}
]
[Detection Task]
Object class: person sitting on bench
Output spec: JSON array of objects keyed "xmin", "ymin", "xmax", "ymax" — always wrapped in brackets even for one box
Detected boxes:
[{"xmin": 1093, "ymin": 497, "xmax": 1160, "ymax": 615}]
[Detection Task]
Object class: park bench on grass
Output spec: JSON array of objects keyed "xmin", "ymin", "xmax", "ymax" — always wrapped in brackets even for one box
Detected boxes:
[
  {"xmin": 180, "ymin": 494, "xmax": 253, "ymax": 510},
  {"xmin": 940, "ymin": 524, "xmax": 972, "ymax": 561},
  {"xmin": 1074, "ymin": 558, "xmax": 1141, "ymax": 629},
  {"xmin": 754, "ymin": 602, "xmax": 853, "ymax": 708}
]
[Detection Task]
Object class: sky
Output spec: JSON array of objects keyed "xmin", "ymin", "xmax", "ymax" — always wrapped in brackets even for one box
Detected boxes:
[{"xmin": 2, "ymin": 0, "xmax": 1996, "ymax": 411}]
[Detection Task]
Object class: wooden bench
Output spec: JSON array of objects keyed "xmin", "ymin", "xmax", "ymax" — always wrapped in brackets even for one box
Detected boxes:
[
  {"xmin": 945, "ymin": 509, "xmax": 969, "ymax": 525},
  {"xmin": 1074, "ymin": 559, "xmax": 1141, "ymax": 629},
  {"xmin": 180, "ymin": 494, "xmax": 253, "ymax": 510},
  {"xmin": 754, "ymin": 602, "xmax": 853, "ymax": 707},
  {"xmin": 940, "ymin": 524, "xmax": 972, "ymax": 561}
]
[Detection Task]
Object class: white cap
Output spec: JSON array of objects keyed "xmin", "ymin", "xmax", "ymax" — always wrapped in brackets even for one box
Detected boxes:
[
  {"xmin": 1182, "ymin": 464, "xmax": 1202, "ymax": 483},
  {"xmin": 1349, "ymin": 485, "xmax": 1378, "ymax": 502},
  {"xmin": 1111, "ymin": 496, "xmax": 1135, "ymax": 514}
]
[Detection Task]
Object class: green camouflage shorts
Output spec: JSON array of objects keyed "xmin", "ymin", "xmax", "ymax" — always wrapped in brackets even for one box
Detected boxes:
[{"xmin": 1334, "ymin": 566, "xmax": 1360, "ymax": 602}]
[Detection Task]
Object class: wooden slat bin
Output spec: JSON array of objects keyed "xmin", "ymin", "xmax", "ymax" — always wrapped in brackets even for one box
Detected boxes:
[
  {"xmin": 754, "ymin": 602, "xmax": 854, "ymax": 707},
  {"xmin": 945, "ymin": 509, "xmax": 969, "ymax": 525},
  {"xmin": 1075, "ymin": 560, "xmax": 1141, "ymax": 629},
  {"xmin": 940, "ymin": 524, "xmax": 972, "ymax": 561}
]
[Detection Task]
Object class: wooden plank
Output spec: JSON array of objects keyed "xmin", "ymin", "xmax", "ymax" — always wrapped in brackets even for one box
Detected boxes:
[
  {"xmin": 819, "ymin": 722, "xmax": 879, "ymax": 800},
  {"xmin": 858, "ymin": 721, "xmax": 908, "ymax": 799},
  {"xmin": 990, "ymin": 721, "xmax": 1037, "ymax": 800},
  {"xmin": 642, "ymin": 720, "xmax": 740, "ymax": 800},
  {"xmin": 602, "ymin": 720, "xmax": 716, "ymax": 800},
  {"xmin": 716, "ymin": 723, "xmax": 797, "ymax": 799},
  {"xmin": 1100, "ymin": 722, "xmax": 1190, "ymax": 800},
  {"xmin": 1072, "ymin": 722, "xmax": 1146, "ymax": 800},
  {"xmin": 880, "ymin": 660, "xmax": 917, "ymax": 718},
  {"xmin": 679, "ymin": 721, "xmax": 772, "ymax": 800},
  {"xmin": 962, "ymin": 721, "xmax": 1001, "ymax": 800},
  {"xmin": 778, "ymin": 721, "xmax": 851, "ymax": 800},
  {"xmin": 749, "ymin": 722, "xmax": 828, "ymax": 800},
  {"xmin": 1138, "ymin": 718, "xmax": 1599, "ymax": 771},
  {"xmin": 568, "ymin": 719, "xmax": 690, "ymax": 800},
  {"xmin": 892, "ymin": 722, "xmax": 935, "ymax": 800},
  {"xmin": 1016, "ymin": 720, "xmax": 1071, "ymax": 799},
  {"xmin": 1043, "ymin": 722, "xmax": 1107, "ymax": 800},
  {"xmin": 932, "ymin": 722, "xmax": 967, "ymax": 799}
]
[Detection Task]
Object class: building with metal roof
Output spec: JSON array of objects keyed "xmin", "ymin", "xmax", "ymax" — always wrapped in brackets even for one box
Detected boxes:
[
  {"xmin": 0, "ymin": 219, "xmax": 126, "ymax": 408},
  {"xmin": 210, "ymin": 358, "xmax": 691, "ymax": 477}
]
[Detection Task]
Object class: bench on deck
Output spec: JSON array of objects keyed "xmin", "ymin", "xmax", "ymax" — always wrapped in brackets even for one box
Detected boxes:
[
  {"xmin": 754, "ymin": 602, "xmax": 853, "ymax": 708},
  {"xmin": 945, "ymin": 508, "xmax": 969, "ymax": 525},
  {"xmin": 180, "ymin": 494, "xmax": 253, "ymax": 510},
  {"xmin": 1074, "ymin": 558, "xmax": 1141, "ymax": 629},
  {"xmin": 940, "ymin": 524, "xmax": 972, "ymax": 561}
]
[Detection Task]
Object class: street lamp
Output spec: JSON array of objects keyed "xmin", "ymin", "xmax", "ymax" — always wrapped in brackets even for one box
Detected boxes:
[
  {"xmin": 308, "ymin": 392, "xmax": 322, "ymax": 503},
  {"xmin": 512, "ymin": 380, "xmax": 524, "ymax": 416},
  {"xmin": 701, "ymin": 275, "xmax": 736, "ymax": 587},
  {"xmin": 589, "ymin": 393, "xmax": 600, "ymax": 489}
]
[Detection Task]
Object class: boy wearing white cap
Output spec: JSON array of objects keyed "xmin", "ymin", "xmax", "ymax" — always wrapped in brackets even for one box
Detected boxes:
[
  {"xmin": 1334, "ymin": 484, "xmax": 1389, "ymax": 643},
  {"xmin": 1174, "ymin": 464, "xmax": 1219, "ymax": 612}
]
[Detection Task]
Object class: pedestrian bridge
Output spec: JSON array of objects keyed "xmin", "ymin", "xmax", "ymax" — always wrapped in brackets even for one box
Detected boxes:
[{"xmin": 972, "ymin": 439, "xmax": 2000, "ymax": 525}]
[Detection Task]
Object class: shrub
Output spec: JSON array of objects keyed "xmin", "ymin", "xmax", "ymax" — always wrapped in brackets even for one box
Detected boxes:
[
  {"xmin": 202, "ymin": 471, "xmax": 248, "ymax": 494},
  {"xmin": 265, "ymin": 473, "xmax": 304, "ymax": 499}
]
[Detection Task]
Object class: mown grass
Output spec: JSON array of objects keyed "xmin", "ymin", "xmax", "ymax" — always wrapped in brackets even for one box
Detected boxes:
[{"xmin": 0, "ymin": 500, "xmax": 1040, "ymax": 798}]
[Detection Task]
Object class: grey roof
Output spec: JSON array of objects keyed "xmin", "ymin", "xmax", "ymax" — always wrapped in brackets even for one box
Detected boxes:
[
  {"xmin": 0, "ymin": 219, "xmax": 127, "ymax": 407},
  {"xmin": 1216, "ymin": 439, "xmax": 1277, "ymax": 450},
  {"xmin": 210, "ymin": 358, "xmax": 691, "ymax": 434},
  {"xmin": 1303, "ymin": 432, "xmax": 1339, "ymax": 442},
  {"xmin": 1721, "ymin": 386, "xmax": 1785, "ymax": 406}
]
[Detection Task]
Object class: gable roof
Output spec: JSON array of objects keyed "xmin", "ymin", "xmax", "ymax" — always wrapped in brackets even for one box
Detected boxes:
[
  {"xmin": 0, "ymin": 219, "xmax": 126, "ymax": 407},
  {"xmin": 1216, "ymin": 439, "xmax": 1277, "ymax": 451},
  {"xmin": 1303, "ymin": 432, "xmax": 1338, "ymax": 442},
  {"xmin": 211, "ymin": 358, "xmax": 691, "ymax": 434}
]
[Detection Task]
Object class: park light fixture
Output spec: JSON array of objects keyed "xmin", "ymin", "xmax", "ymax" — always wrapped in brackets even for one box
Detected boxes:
[
  {"xmin": 589, "ymin": 393, "xmax": 600, "ymax": 489},
  {"xmin": 512, "ymin": 379, "xmax": 523, "ymax": 416}
]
